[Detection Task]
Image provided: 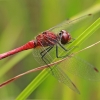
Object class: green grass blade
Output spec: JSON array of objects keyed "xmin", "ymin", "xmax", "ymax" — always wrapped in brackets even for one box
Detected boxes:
[{"xmin": 16, "ymin": 17, "xmax": 100, "ymax": 99}]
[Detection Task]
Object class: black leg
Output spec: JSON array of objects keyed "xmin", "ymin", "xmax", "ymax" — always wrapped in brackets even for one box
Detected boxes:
[
  {"xmin": 56, "ymin": 38, "xmax": 75, "ymax": 58},
  {"xmin": 56, "ymin": 44, "xmax": 74, "ymax": 58},
  {"xmin": 56, "ymin": 45, "xmax": 66, "ymax": 58},
  {"xmin": 57, "ymin": 42, "xmax": 68, "ymax": 51},
  {"xmin": 40, "ymin": 46, "xmax": 53, "ymax": 70},
  {"xmin": 40, "ymin": 46, "xmax": 53, "ymax": 58},
  {"xmin": 56, "ymin": 44, "xmax": 75, "ymax": 58},
  {"xmin": 40, "ymin": 47, "xmax": 51, "ymax": 56},
  {"xmin": 56, "ymin": 45, "xmax": 59, "ymax": 58}
]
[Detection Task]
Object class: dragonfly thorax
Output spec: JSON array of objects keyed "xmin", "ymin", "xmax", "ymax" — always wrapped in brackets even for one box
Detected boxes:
[
  {"xmin": 35, "ymin": 31, "xmax": 58, "ymax": 47},
  {"xmin": 58, "ymin": 30, "xmax": 71, "ymax": 45}
]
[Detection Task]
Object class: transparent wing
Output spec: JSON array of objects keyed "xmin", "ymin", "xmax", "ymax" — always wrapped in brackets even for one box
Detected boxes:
[
  {"xmin": 52, "ymin": 65, "xmax": 80, "ymax": 94},
  {"xmin": 60, "ymin": 55, "xmax": 100, "ymax": 81},
  {"xmin": 32, "ymin": 36, "xmax": 80, "ymax": 93},
  {"xmin": 48, "ymin": 14, "xmax": 92, "ymax": 35},
  {"xmin": 33, "ymin": 47, "xmax": 47, "ymax": 66},
  {"xmin": 33, "ymin": 46, "xmax": 54, "ymax": 66},
  {"xmin": 32, "ymin": 38, "xmax": 56, "ymax": 66}
]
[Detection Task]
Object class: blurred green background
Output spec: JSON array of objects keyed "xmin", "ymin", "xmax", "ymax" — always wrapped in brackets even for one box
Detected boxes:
[{"xmin": 0, "ymin": 0, "xmax": 100, "ymax": 100}]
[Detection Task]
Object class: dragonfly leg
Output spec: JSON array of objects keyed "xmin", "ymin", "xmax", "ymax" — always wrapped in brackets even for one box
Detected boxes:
[
  {"xmin": 56, "ymin": 45, "xmax": 64, "ymax": 58},
  {"xmin": 56, "ymin": 45, "xmax": 77, "ymax": 58},
  {"xmin": 56, "ymin": 45, "xmax": 69, "ymax": 58},
  {"xmin": 40, "ymin": 46, "xmax": 53, "ymax": 70},
  {"xmin": 57, "ymin": 42, "xmax": 68, "ymax": 51},
  {"xmin": 56, "ymin": 42, "xmax": 70, "ymax": 58},
  {"xmin": 40, "ymin": 46, "xmax": 53, "ymax": 57},
  {"xmin": 56, "ymin": 38, "xmax": 76, "ymax": 58}
]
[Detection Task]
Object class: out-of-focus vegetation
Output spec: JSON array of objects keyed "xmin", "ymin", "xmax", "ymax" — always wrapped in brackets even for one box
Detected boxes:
[{"xmin": 0, "ymin": 0, "xmax": 100, "ymax": 99}]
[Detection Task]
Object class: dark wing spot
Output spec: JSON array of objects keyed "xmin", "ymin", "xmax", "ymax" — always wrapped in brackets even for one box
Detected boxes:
[
  {"xmin": 94, "ymin": 67, "xmax": 99, "ymax": 72},
  {"xmin": 72, "ymin": 82, "xmax": 77, "ymax": 88}
]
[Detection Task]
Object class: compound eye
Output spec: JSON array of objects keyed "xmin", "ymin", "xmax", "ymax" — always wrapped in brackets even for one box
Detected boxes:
[{"xmin": 60, "ymin": 30, "xmax": 71, "ymax": 45}]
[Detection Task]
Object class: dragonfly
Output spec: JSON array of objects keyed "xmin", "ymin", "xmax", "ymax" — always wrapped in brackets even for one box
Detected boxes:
[{"xmin": 0, "ymin": 14, "xmax": 99, "ymax": 94}]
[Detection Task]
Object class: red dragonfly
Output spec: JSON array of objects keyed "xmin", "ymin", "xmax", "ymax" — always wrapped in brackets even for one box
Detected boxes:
[{"xmin": 0, "ymin": 14, "xmax": 99, "ymax": 94}]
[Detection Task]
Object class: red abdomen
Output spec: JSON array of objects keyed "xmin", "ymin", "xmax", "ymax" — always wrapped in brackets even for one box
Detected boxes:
[{"xmin": 0, "ymin": 40, "xmax": 35, "ymax": 60}]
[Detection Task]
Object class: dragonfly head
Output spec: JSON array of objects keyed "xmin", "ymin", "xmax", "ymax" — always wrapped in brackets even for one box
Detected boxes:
[{"xmin": 58, "ymin": 30, "xmax": 71, "ymax": 45}]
